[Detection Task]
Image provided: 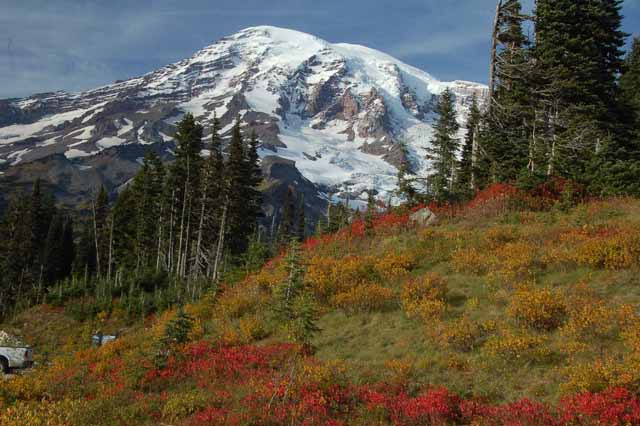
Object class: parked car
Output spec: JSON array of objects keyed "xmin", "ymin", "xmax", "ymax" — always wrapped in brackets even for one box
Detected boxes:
[{"xmin": 0, "ymin": 346, "xmax": 33, "ymax": 374}]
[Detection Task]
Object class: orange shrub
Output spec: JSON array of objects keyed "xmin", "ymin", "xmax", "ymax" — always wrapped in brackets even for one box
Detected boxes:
[
  {"xmin": 508, "ymin": 286, "xmax": 567, "ymax": 331},
  {"xmin": 401, "ymin": 273, "xmax": 448, "ymax": 321},
  {"xmin": 483, "ymin": 329, "xmax": 551, "ymax": 363},
  {"xmin": 441, "ymin": 316, "xmax": 492, "ymax": 352},
  {"xmin": 306, "ymin": 255, "xmax": 374, "ymax": 301},
  {"xmin": 561, "ymin": 300, "xmax": 634, "ymax": 345},
  {"xmin": 572, "ymin": 231, "xmax": 640, "ymax": 270},
  {"xmin": 215, "ymin": 283, "xmax": 269, "ymax": 319},
  {"xmin": 373, "ymin": 252, "xmax": 415, "ymax": 281},
  {"xmin": 253, "ymin": 265, "xmax": 288, "ymax": 289},
  {"xmin": 331, "ymin": 283, "xmax": 395, "ymax": 314},
  {"xmin": 490, "ymin": 242, "xmax": 538, "ymax": 282},
  {"xmin": 452, "ymin": 247, "xmax": 488, "ymax": 274},
  {"xmin": 483, "ymin": 226, "xmax": 518, "ymax": 249},
  {"xmin": 561, "ymin": 358, "xmax": 636, "ymax": 394}
]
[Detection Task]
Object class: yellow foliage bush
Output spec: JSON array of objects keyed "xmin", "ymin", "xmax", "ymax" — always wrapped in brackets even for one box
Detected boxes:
[
  {"xmin": 216, "ymin": 282, "xmax": 268, "ymax": 319},
  {"xmin": 300, "ymin": 359, "xmax": 347, "ymax": 389},
  {"xmin": 508, "ymin": 286, "xmax": 567, "ymax": 331},
  {"xmin": 238, "ymin": 315, "xmax": 268, "ymax": 343},
  {"xmin": 0, "ymin": 399, "xmax": 88, "ymax": 426},
  {"xmin": 162, "ymin": 390, "xmax": 209, "ymax": 422},
  {"xmin": 306, "ymin": 255, "xmax": 374, "ymax": 301},
  {"xmin": 490, "ymin": 242, "xmax": 538, "ymax": 282},
  {"xmin": 572, "ymin": 231, "xmax": 640, "ymax": 270},
  {"xmin": 384, "ymin": 359, "xmax": 415, "ymax": 383},
  {"xmin": 373, "ymin": 252, "xmax": 415, "ymax": 281},
  {"xmin": 483, "ymin": 226, "xmax": 518, "ymax": 249},
  {"xmin": 561, "ymin": 300, "xmax": 634, "ymax": 345},
  {"xmin": 253, "ymin": 265, "xmax": 288, "ymax": 289},
  {"xmin": 401, "ymin": 273, "xmax": 448, "ymax": 321},
  {"xmin": 331, "ymin": 283, "xmax": 395, "ymax": 314},
  {"xmin": 483, "ymin": 329, "xmax": 551, "ymax": 363},
  {"xmin": 452, "ymin": 247, "xmax": 488, "ymax": 274},
  {"xmin": 561, "ymin": 357, "xmax": 637, "ymax": 394},
  {"xmin": 441, "ymin": 315, "xmax": 492, "ymax": 352},
  {"xmin": 411, "ymin": 299, "xmax": 447, "ymax": 322}
]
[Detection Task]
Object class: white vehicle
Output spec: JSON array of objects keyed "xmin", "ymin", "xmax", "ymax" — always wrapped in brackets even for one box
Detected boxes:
[{"xmin": 0, "ymin": 346, "xmax": 33, "ymax": 374}]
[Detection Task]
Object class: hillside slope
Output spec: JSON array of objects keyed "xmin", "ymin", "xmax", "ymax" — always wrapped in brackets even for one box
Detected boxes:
[{"xmin": 3, "ymin": 195, "xmax": 640, "ymax": 425}]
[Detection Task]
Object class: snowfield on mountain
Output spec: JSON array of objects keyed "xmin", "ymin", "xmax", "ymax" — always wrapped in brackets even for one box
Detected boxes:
[{"xmin": 0, "ymin": 26, "xmax": 485, "ymax": 204}]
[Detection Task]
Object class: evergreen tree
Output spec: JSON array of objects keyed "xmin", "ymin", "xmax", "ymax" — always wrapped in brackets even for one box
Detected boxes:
[
  {"xmin": 225, "ymin": 117, "xmax": 259, "ymax": 258},
  {"xmin": 93, "ymin": 186, "xmax": 109, "ymax": 278},
  {"xmin": 43, "ymin": 213, "xmax": 65, "ymax": 285},
  {"xmin": 131, "ymin": 151, "xmax": 165, "ymax": 270},
  {"xmin": 621, "ymin": 38, "xmax": 640, "ymax": 121},
  {"xmin": 167, "ymin": 113, "xmax": 204, "ymax": 275},
  {"xmin": 0, "ymin": 193, "xmax": 33, "ymax": 315},
  {"xmin": 365, "ymin": 190, "xmax": 376, "ymax": 236},
  {"xmin": 246, "ymin": 130, "xmax": 263, "ymax": 228},
  {"xmin": 535, "ymin": 0, "xmax": 626, "ymax": 181},
  {"xmin": 457, "ymin": 94, "xmax": 481, "ymax": 197},
  {"xmin": 278, "ymin": 187, "xmax": 296, "ymax": 244},
  {"xmin": 60, "ymin": 216, "xmax": 75, "ymax": 279},
  {"xmin": 397, "ymin": 142, "xmax": 418, "ymax": 206},
  {"xmin": 199, "ymin": 114, "xmax": 226, "ymax": 275},
  {"xmin": 482, "ymin": 0, "xmax": 535, "ymax": 184},
  {"xmin": 426, "ymin": 89, "xmax": 460, "ymax": 202},
  {"xmin": 111, "ymin": 187, "xmax": 138, "ymax": 272},
  {"xmin": 74, "ymin": 221, "xmax": 97, "ymax": 278},
  {"xmin": 30, "ymin": 178, "xmax": 56, "ymax": 271},
  {"xmin": 273, "ymin": 241, "xmax": 319, "ymax": 353},
  {"xmin": 296, "ymin": 193, "xmax": 306, "ymax": 242}
]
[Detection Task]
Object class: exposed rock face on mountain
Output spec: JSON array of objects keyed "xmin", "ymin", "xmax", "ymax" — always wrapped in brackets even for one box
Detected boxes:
[{"xmin": 0, "ymin": 26, "xmax": 486, "ymax": 217}]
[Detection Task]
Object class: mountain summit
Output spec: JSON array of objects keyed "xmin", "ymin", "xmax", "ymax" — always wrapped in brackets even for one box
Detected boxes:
[{"xmin": 0, "ymin": 26, "xmax": 485, "ymax": 208}]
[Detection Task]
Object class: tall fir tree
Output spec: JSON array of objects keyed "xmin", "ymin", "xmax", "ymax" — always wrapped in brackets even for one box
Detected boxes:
[
  {"xmin": 482, "ymin": 0, "xmax": 535, "ymax": 185},
  {"xmin": 426, "ymin": 88, "xmax": 460, "ymax": 202},
  {"xmin": 535, "ymin": 0, "xmax": 626, "ymax": 182},
  {"xmin": 278, "ymin": 186, "xmax": 296, "ymax": 245},
  {"xmin": 620, "ymin": 38, "xmax": 640, "ymax": 122},
  {"xmin": 199, "ymin": 113, "xmax": 226, "ymax": 274},
  {"xmin": 60, "ymin": 216, "xmax": 75, "ymax": 280},
  {"xmin": 43, "ymin": 213, "xmax": 66, "ymax": 285},
  {"xmin": 131, "ymin": 151, "xmax": 165, "ymax": 270},
  {"xmin": 93, "ymin": 186, "xmax": 109, "ymax": 278},
  {"xmin": 296, "ymin": 193, "xmax": 306, "ymax": 243},
  {"xmin": 457, "ymin": 94, "xmax": 481, "ymax": 197},
  {"xmin": 167, "ymin": 113, "xmax": 204, "ymax": 275},
  {"xmin": 224, "ymin": 117, "xmax": 253, "ymax": 256},
  {"xmin": 246, "ymin": 130, "xmax": 263, "ymax": 230}
]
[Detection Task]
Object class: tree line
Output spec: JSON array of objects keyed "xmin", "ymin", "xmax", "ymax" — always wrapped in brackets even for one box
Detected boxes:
[
  {"xmin": 402, "ymin": 0, "xmax": 640, "ymax": 204},
  {"xmin": 0, "ymin": 113, "xmax": 266, "ymax": 318}
]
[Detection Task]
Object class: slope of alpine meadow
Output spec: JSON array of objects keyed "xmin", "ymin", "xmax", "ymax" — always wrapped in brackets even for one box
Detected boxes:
[{"xmin": 3, "ymin": 186, "xmax": 640, "ymax": 425}]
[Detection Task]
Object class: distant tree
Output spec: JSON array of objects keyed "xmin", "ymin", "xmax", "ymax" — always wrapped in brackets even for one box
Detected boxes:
[
  {"xmin": 273, "ymin": 241, "xmax": 319, "ymax": 353},
  {"xmin": 365, "ymin": 190, "xmax": 376, "ymax": 236},
  {"xmin": 457, "ymin": 94, "xmax": 481, "ymax": 198},
  {"xmin": 278, "ymin": 187, "xmax": 296, "ymax": 245},
  {"xmin": 296, "ymin": 193, "xmax": 306, "ymax": 242},
  {"xmin": 43, "ymin": 213, "xmax": 65, "ymax": 285},
  {"xmin": 426, "ymin": 89, "xmax": 460, "ymax": 202}
]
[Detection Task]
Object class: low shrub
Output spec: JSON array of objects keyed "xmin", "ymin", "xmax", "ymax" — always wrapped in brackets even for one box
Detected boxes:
[
  {"xmin": 401, "ymin": 273, "xmax": 448, "ymax": 321},
  {"xmin": 508, "ymin": 286, "xmax": 567, "ymax": 331},
  {"xmin": 331, "ymin": 283, "xmax": 395, "ymax": 314}
]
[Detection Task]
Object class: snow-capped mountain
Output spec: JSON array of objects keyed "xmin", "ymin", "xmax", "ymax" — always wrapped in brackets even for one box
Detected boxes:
[{"xmin": 0, "ymin": 26, "xmax": 486, "ymax": 209}]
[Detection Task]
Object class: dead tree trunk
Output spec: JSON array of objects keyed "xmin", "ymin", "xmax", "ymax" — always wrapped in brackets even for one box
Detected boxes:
[
  {"xmin": 489, "ymin": 0, "xmax": 504, "ymax": 106},
  {"xmin": 92, "ymin": 200, "xmax": 101, "ymax": 279},
  {"xmin": 212, "ymin": 201, "xmax": 228, "ymax": 283}
]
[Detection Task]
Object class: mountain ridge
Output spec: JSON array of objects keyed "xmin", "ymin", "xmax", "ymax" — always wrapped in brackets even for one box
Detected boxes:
[{"xmin": 0, "ymin": 26, "xmax": 486, "ymax": 211}]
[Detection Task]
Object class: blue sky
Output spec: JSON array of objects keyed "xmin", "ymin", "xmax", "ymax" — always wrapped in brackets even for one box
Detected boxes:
[{"xmin": 1, "ymin": 0, "xmax": 639, "ymax": 99}]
